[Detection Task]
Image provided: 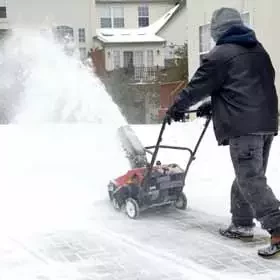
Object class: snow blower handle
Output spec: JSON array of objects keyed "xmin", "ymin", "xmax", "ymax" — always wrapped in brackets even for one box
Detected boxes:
[
  {"xmin": 166, "ymin": 105, "xmax": 212, "ymax": 125},
  {"xmin": 165, "ymin": 109, "xmax": 199, "ymax": 125},
  {"xmin": 142, "ymin": 112, "xmax": 211, "ymax": 190}
]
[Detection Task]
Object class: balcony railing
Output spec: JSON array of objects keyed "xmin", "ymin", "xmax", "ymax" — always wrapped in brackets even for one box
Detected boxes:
[{"xmin": 123, "ymin": 66, "xmax": 160, "ymax": 82}]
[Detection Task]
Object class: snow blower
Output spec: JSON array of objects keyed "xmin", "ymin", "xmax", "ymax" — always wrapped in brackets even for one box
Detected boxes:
[{"xmin": 108, "ymin": 111, "xmax": 211, "ymax": 219}]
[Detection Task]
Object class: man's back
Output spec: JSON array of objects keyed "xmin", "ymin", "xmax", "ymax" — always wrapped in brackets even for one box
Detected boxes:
[{"xmin": 209, "ymin": 42, "xmax": 278, "ymax": 145}]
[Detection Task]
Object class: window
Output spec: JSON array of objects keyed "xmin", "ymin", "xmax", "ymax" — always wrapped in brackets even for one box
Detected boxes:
[
  {"xmin": 123, "ymin": 51, "xmax": 133, "ymax": 68},
  {"xmin": 134, "ymin": 51, "xmax": 144, "ymax": 80},
  {"xmin": 134, "ymin": 51, "xmax": 144, "ymax": 67},
  {"xmin": 79, "ymin": 47, "xmax": 87, "ymax": 60},
  {"xmin": 100, "ymin": 7, "xmax": 111, "ymax": 28},
  {"xmin": 241, "ymin": 12, "xmax": 250, "ymax": 27},
  {"xmin": 113, "ymin": 7, "xmax": 124, "ymax": 28},
  {"xmin": 0, "ymin": 7, "xmax": 7, "ymax": 18},
  {"xmin": 146, "ymin": 50, "xmax": 154, "ymax": 67},
  {"xmin": 55, "ymin": 26, "xmax": 74, "ymax": 41},
  {"xmin": 78, "ymin": 28, "xmax": 86, "ymax": 43},
  {"xmin": 138, "ymin": 6, "xmax": 149, "ymax": 27},
  {"xmin": 100, "ymin": 6, "xmax": 124, "ymax": 28},
  {"xmin": 0, "ymin": 29, "xmax": 8, "ymax": 40},
  {"xmin": 113, "ymin": 50, "xmax": 121, "ymax": 69},
  {"xmin": 199, "ymin": 24, "xmax": 211, "ymax": 54},
  {"xmin": 199, "ymin": 23, "xmax": 211, "ymax": 65},
  {"xmin": 146, "ymin": 50, "xmax": 155, "ymax": 80}
]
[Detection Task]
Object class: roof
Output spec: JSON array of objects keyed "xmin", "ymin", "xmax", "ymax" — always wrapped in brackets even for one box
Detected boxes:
[
  {"xmin": 95, "ymin": 30, "xmax": 166, "ymax": 43},
  {"xmin": 96, "ymin": 0, "xmax": 177, "ymax": 3},
  {"xmin": 145, "ymin": 4, "xmax": 180, "ymax": 34},
  {"xmin": 95, "ymin": 3, "xmax": 180, "ymax": 44}
]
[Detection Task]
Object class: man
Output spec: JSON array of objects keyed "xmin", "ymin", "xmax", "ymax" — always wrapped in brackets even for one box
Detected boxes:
[{"xmin": 167, "ymin": 7, "xmax": 280, "ymax": 257}]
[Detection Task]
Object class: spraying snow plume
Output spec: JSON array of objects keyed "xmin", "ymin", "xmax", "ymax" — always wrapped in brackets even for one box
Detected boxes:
[
  {"xmin": 0, "ymin": 28, "xmax": 130, "ymax": 233},
  {"xmin": 0, "ymin": 28, "xmax": 126, "ymax": 125}
]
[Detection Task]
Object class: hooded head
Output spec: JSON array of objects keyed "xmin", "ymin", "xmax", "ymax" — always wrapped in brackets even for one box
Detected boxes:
[
  {"xmin": 210, "ymin": 7, "xmax": 258, "ymax": 47},
  {"xmin": 210, "ymin": 8, "xmax": 244, "ymax": 42}
]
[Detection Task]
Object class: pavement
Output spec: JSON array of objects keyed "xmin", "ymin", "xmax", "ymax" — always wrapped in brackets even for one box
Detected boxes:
[{"xmin": 1, "ymin": 200, "xmax": 280, "ymax": 280}]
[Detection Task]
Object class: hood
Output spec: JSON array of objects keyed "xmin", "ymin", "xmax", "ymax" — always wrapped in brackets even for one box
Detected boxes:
[{"xmin": 216, "ymin": 25, "xmax": 258, "ymax": 48}]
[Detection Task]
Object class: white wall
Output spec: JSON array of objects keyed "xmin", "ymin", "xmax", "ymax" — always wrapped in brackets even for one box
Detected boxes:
[
  {"xmin": 187, "ymin": 0, "xmax": 246, "ymax": 78},
  {"xmin": 157, "ymin": 4, "xmax": 188, "ymax": 47},
  {"xmin": 250, "ymin": 0, "xmax": 280, "ymax": 95},
  {"xmin": 5, "ymin": 0, "xmax": 96, "ymax": 51},
  {"xmin": 187, "ymin": 0, "xmax": 280, "ymax": 97},
  {"xmin": 103, "ymin": 43, "xmax": 165, "ymax": 71},
  {"xmin": 157, "ymin": 4, "xmax": 188, "ymax": 59},
  {"xmin": 96, "ymin": 2, "xmax": 174, "ymax": 29}
]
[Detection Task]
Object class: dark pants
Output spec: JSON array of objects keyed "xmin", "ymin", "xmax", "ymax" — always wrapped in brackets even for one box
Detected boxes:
[{"xmin": 229, "ymin": 134, "xmax": 280, "ymax": 234}]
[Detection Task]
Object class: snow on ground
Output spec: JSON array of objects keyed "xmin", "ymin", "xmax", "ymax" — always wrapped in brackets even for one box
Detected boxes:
[{"xmin": 0, "ymin": 124, "xmax": 129, "ymax": 234}]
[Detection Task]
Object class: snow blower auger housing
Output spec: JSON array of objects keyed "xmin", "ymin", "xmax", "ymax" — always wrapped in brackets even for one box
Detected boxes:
[{"xmin": 108, "ymin": 111, "xmax": 211, "ymax": 219}]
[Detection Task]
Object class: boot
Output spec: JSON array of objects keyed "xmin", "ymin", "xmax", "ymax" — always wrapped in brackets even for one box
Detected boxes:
[
  {"xmin": 258, "ymin": 234, "xmax": 280, "ymax": 258},
  {"xmin": 219, "ymin": 222, "xmax": 255, "ymax": 239}
]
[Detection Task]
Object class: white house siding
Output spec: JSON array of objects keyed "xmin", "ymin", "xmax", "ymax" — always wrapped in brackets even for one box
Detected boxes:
[
  {"xmin": 249, "ymin": 0, "xmax": 280, "ymax": 96},
  {"xmin": 5, "ymin": 0, "xmax": 96, "ymax": 53},
  {"xmin": 103, "ymin": 43, "xmax": 165, "ymax": 71},
  {"xmin": 157, "ymin": 4, "xmax": 188, "ymax": 46},
  {"xmin": 187, "ymin": 0, "xmax": 280, "ymax": 97},
  {"xmin": 96, "ymin": 2, "xmax": 174, "ymax": 29},
  {"xmin": 187, "ymin": 0, "xmax": 247, "ymax": 78},
  {"xmin": 157, "ymin": 3, "xmax": 188, "ymax": 58}
]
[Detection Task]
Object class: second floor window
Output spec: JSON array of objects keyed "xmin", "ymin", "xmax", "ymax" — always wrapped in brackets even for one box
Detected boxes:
[
  {"xmin": 199, "ymin": 24, "xmax": 211, "ymax": 55},
  {"xmin": 0, "ymin": 7, "xmax": 7, "ymax": 18},
  {"xmin": 100, "ymin": 7, "xmax": 124, "ymax": 28},
  {"xmin": 138, "ymin": 6, "xmax": 149, "ymax": 27},
  {"xmin": 241, "ymin": 12, "xmax": 250, "ymax": 27},
  {"xmin": 55, "ymin": 26, "xmax": 74, "ymax": 41},
  {"xmin": 199, "ymin": 23, "xmax": 211, "ymax": 65}
]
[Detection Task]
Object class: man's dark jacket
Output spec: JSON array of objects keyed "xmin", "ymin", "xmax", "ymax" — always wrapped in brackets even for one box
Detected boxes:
[{"xmin": 175, "ymin": 26, "xmax": 279, "ymax": 145}]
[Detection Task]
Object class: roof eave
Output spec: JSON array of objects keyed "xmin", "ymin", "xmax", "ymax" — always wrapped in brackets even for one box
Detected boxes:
[
  {"xmin": 154, "ymin": 0, "xmax": 186, "ymax": 34},
  {"xmin": 98, "ymin": 39, "xmax": 166, "ymax": 44}
]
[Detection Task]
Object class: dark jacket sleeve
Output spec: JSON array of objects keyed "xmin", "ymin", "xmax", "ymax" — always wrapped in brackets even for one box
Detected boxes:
[{"xmin": 174, "ymin": 52, "xmax": 227, "ymax": 111}]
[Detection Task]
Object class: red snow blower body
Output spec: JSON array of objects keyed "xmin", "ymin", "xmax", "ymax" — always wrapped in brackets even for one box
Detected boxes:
[{"xmin": 107, "ymin": 112, "xmax": 211, "ymax": 219}]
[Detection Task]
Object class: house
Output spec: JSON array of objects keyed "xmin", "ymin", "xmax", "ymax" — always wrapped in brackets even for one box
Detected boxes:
[
  {"xmin": 95, "ymin": 0, "xmax": 178, "ymax": 29},
  {"xmin": 0, "ymin": 0, "xmax": 96, "ymax": 59},
  {"xmin": 93, "ymin": 0, "xmax": 187, "ymax": 81},
  {"xmin": 187, "ymin": 0, "xmax": 280, "ymax": 100}
]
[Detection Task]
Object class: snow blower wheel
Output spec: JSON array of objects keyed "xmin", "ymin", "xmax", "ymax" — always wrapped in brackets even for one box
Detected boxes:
[
  {"xmin": 125, "ymin": 198, "xmax": 140, "ymax": 219},
  {"xmin": 175, "ymin": 192, "xmax": 187, "ymax": 210}
]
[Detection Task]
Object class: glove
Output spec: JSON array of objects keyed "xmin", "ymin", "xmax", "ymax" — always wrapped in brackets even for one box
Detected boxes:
[
  {"xmin": 166, "ymin": 103, "xmax": 186, "ymax": 125},
  {"xmin": 196, "ymin": 101, "xmax": 212, "ymax": 118}
]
